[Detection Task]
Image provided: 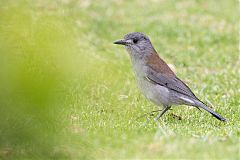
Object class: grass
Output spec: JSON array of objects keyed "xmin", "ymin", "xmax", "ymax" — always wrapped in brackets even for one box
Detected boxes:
[{"xmin": 0, "ymin": 0, "xmax": 239, "ymax": 159}]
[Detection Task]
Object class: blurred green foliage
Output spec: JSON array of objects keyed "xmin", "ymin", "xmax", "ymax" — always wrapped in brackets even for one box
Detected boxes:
[
  {"xmin": 0, "ymin": 0, "xmax": 239, "ymax": 159},
  {"xmin": 0, "ymin": 2, "xmax": 85, "ymax": 159}
]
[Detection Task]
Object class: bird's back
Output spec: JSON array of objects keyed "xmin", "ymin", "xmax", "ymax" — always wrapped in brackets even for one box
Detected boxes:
[{"xmin": 145, "ymin": 52, "xmax": 175, "ymax": 76}]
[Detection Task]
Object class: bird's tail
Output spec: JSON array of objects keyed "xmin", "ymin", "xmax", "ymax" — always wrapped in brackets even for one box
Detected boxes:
[{"xmin": 193, "ymin": 100, "xmax": 226, "ymax": 122}]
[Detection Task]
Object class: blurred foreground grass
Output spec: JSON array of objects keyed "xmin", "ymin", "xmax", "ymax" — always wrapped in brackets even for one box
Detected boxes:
[{"xmin": 0, "ymin": 0, "xmax": 239, "ymax": 159}]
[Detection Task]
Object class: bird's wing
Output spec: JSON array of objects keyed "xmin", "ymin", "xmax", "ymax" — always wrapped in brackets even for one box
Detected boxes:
[{"xmin": 146, "ymin": 67, "xmax": 197, "ymax": 99}]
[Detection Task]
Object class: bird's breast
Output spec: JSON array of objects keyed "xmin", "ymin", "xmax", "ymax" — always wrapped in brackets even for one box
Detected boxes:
[{"xmin": 132, "ymin": 62, "xmax": 170, "ymax": 106}]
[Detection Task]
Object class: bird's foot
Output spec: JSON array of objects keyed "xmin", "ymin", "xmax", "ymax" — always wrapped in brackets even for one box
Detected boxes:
[{"xmin": 149, "ymin": 109, "xmax": 163, "ymax": 116}]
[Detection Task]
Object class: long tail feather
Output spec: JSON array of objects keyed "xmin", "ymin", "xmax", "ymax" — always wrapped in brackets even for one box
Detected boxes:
[{"xmin": 194, "ymin": 100, "xmax": 226, "ymax": 122}]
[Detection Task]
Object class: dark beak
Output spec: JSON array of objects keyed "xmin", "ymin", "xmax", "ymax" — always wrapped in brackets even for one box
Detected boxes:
[{"xmin": 113, "ymin": 39, "xmax": 127, "ymax": 45}]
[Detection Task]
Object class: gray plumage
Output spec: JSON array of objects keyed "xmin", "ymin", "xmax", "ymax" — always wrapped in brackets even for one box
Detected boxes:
[{"xmin": 114, "ymin": 32, "xmax": 226, "ymax": 122}]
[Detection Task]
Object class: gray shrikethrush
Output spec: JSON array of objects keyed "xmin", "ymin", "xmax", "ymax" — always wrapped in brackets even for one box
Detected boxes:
[{"xmin": 114, "ymin": 32, "xmax": 226, "ymax": 122}]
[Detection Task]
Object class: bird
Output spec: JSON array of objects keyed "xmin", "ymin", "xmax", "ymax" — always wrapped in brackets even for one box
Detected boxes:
[{"xmin": 114, "ymin": 32, "xmax": 226, "ymax": 122}]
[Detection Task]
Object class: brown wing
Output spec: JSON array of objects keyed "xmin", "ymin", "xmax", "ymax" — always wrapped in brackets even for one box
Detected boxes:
[{"xmin": 145, "ymin": 52, "xmax": 197, "ymax": 99}]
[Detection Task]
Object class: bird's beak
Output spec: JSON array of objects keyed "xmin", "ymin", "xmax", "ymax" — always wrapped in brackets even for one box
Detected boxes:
[{"xmin": 113, "ymin": 39, "xmax": 127, "ymax": 45}]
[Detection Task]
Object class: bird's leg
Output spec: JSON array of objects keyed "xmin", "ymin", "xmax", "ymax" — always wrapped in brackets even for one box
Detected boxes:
[
  {"xmin": 146, "ymin": 109, "xmax": 163, "ymax": 117},
  {"xmin": 150, "ymin": 109, "xmax": 163, "ymax": 114},
  {"xmin": 150, "ymin": 107, "xmax": 172, "ymax": 114},
  {"xmin": 136, "ymin": 107, "xmax": 170, "ymax": 120},
  {"xmin": 155, "ymin": 106, "xmax": 171, "ymax": 120}
]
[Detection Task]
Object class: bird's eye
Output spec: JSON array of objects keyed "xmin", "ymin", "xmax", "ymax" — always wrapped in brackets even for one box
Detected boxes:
[{"xmin": 133, "ymin": 38, "xmax": 138, "ymax": 44}]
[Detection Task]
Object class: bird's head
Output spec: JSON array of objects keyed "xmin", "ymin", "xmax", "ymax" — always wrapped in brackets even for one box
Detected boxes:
[{"xmin": 114, "ymin": 32, "xmax": 155, "ymax": 60}]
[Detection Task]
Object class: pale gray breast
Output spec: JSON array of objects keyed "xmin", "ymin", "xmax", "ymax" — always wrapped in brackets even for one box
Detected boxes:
[{"xmin": 132, "ymin": 61, "xmax": 170, "ymax": 106}]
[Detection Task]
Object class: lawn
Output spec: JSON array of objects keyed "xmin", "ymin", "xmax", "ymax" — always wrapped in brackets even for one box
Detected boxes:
[{"xmin": 0, "ymin": 0, "xmax": 239, "ymax": 159}]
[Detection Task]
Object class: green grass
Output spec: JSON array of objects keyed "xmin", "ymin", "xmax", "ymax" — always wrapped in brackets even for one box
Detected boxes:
[{"xmin": 0, "ymin": 0, "xmax": 239, "ymax": 159}]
